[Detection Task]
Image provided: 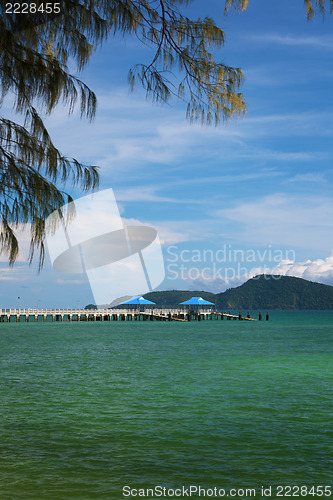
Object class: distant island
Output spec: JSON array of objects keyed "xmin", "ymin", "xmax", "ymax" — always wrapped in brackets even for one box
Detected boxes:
[
  {"xmin": 144, "ymin": 275, "xmax": 333, "ymax": 310},
  {"xmin": 85, "ymin": 275, "xmax": 333, "ymax": 310}
]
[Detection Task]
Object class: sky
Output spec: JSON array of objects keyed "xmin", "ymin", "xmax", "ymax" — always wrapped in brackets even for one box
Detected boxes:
[{"xmin": 1, "ymin": 0, "xmax": 333, "ymax": 308}]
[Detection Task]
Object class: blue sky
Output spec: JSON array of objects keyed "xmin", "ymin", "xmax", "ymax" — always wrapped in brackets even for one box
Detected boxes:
[{"xmin": 1, "ymin": 0, "xmax": 333, "ymax": 308}]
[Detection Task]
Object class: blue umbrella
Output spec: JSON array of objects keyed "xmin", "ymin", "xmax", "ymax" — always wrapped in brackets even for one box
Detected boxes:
[
  {"xmin": 179, "ymin": 297, "xmax": 214, "ymax": 306},
  {"xmin": 120, "ymin": 296, "xmax": 155, "ymax": 305}
]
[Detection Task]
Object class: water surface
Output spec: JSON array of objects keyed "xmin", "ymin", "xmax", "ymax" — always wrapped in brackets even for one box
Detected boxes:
[{"xmin": 1, "ymin": 312, "xmax": 332, "ymax": 499}]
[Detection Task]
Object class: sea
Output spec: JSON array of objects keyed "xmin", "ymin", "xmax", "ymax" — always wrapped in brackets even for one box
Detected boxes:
[{"xmin": 1, "ymin": 311, "xmax": 332, "ymax": 500}]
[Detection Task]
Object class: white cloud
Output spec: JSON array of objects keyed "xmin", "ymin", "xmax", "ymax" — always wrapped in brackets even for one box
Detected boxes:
[
  {"xmin": 4, "ymin": 85, "xmax": 331, "ymax": 197},
  {"xmin": 56, "ymin": 279, "xmax": 87, "ymax": 285},
  {"xmin": 0, "ymin": 224, "xmax": 31, "ymax": 263},
  {"xmin": 0, "ymin": 267, "xmax": 22, "ymax": 282},
  {"xmin": 215, "ymin": 193, "xmax": 333, "ymax": 251},
  {"xmin": 251, "ymin": 34, "xmax": 333, "ymax": 50},
  {"xmin": 114, "ymin": 186, "xmax": 181, "ymax": 203},
  {"xmin": 119, "ymin": 216, "xmax": 190, "ymax": 246},
  {"xmin": 269, "ymin": 254, "xmax": 333, "ymax": 284},
  {"xmin": 169, "ymin": 252, "xmax": 333, "ymax": 293},
  {"xmin": 239, "ymin": 253, "xmax": 333, "ymax": 287},
  {"xmin": 286, "ymin": 173, "xmax": 326, "ymax": 183},
  {"xmin": 38, "ymin": 87, "xmax": 333, "ymax": 180}
]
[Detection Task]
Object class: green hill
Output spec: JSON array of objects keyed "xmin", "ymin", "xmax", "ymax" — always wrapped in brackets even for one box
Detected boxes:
[
  {"xmin": 214, "ymin": 275, "xmax": 333, "ymax": 310},
  {"xmin": 142, "ymin": 275, "xmax": 333, "ymax": 310},
  {"xmin": 86, "ymin": 275, "xmax": 333, "ymax": 310}
]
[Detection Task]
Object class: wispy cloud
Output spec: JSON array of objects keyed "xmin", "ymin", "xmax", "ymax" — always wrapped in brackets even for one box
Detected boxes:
[
  {"xmin": 115, "ymin": 186, "xmax": 177, "ymax": 203},
  {"xmin": 39, "ymin": 88, "xmax": 333, "ymax": 178},
  {"xmin": 3, "ymin": 86, "xmax": 328, "ymax": 196},
  {"xmin": 286, "ymin": 173, "xmax": 327, "ymax": 183},
  {"xmin": 0, "ymin": 267, "xmax": 22, "ymax": 282},
  {"xmin": 214, "ymin": 193, "xmax": 333, "ymax": 251},
  {"xmin": 251, "ymin": 34, "xmax": 333, "ymax": 50}
]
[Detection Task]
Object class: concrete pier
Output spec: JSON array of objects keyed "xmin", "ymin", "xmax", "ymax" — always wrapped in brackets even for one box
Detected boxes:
[{"xmin": 0, "ymin": 308, "xmax": 262, "ymax": 323}]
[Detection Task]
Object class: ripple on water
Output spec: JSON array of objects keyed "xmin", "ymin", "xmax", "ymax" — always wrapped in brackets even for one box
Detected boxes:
[{"xmin": 0, "ymin": 315, "xmax": 333, "ymax": 499}]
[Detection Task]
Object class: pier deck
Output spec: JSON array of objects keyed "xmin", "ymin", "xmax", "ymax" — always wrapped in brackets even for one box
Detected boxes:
[{"xmin": 0, "ymin": 308, "xmax": 265, "ymax": 323}]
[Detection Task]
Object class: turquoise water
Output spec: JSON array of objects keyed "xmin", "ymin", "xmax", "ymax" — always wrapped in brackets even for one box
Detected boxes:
[{"xmin": 1, "ymin": 312, "xmax": 332, "ymax": 499}]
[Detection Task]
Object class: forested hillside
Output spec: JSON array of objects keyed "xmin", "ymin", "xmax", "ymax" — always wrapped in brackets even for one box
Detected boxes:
[{"xmin": 143, "ymin": 275, "xmax": 333, "ymax": 310}]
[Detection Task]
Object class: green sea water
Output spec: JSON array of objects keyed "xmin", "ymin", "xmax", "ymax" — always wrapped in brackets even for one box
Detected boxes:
[{"xmin": 1, "ymin": 311, "xmax": 332, "ymax": 499}]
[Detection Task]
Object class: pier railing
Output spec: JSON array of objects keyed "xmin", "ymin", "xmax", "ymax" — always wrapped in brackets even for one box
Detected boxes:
[
  {"xmin": 0, "ymin": 308, "xmax": 266, "ymax": 322},
  {"xmin": 1, "ymin": 307, "xmax": 193, "ymax": 315},
  {"xmin": 1, "ymin": 307, "xmax": 221, "ymax": 315}
]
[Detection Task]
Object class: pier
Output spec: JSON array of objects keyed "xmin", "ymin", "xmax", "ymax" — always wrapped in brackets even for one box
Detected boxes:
[{"xmin": 0, "ymin": 308, "xmax": 266, "ymax": 323}]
